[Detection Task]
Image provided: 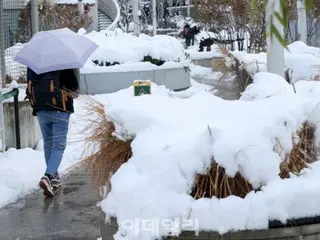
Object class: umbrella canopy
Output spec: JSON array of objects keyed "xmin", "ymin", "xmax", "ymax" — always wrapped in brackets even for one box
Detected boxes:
[{"xmin": 14, "ymin": 28, "xmax": 98, "ymax": 74}]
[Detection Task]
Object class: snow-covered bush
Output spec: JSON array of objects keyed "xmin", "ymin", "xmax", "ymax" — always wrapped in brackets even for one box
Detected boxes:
[
  {"xmin": 3, "ymin": 44, "xmax": 27, "ymax": 83},
  {"xmin": 16, "ymin": 0, "xmax": 93, "ymax": 43},
  {"xmin": 82, "ymin": 73, "xmax": 320, "ymax": 239}
]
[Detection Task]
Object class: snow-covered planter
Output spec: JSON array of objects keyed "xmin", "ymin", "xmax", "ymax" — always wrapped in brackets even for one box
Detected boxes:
[
  {"xmin": 3, "ymin": 43, "xmax": 27, "ymax": 82},
  {"xmin": 76, "ymin": 29, "xmax": 191, "ymax": 94},
  {"xmin": 79, "ymin": 28, "xmax": 189, "ymax": 70},
  {"xmin": 82, "ymin": 73, "xmax": 320, "ymax": 240}
]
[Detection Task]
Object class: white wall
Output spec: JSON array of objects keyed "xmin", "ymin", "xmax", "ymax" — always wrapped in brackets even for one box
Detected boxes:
[
  {"xmin": 3, "ymin": 101, "xmax": 41, "ymax": 149},
  {"xmin": 79, "ymin": 67, "xmax": 191, "ymax": 95}
]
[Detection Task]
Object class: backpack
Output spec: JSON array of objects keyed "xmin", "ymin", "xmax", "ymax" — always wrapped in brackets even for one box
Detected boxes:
[{"xmin": 27, "ymin": 70, "xmax": 67, "ymax": 112}]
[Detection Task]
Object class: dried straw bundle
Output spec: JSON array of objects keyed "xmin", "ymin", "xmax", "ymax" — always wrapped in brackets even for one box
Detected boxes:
[
  {"xmin": 191, "ymin": 158, "xmax": 253, "ymax": 199},
  {"xmin": 82, "ymin": 100, "xmax": 133, "ymax": 190},
  {"xmin": 280, "ymin": 122, "xmax": 317, "ymax": 179}
]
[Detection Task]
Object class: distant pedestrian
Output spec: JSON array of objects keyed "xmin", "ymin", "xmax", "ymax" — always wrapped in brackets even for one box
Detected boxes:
[
  {"xmin": 191, "ymin": 26, "xmax": 200, "ymax": 46},
  {"xmin": 183, "ymin": 23, "xmax": 192, "ymax": 48},
  {"xmin": 26, "ymin": 67, "xmax": 79, "ymax": 197}
]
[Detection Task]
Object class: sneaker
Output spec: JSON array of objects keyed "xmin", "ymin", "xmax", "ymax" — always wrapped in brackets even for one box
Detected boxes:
[
  {"xmin": 51, "ymin": 175, "xmax": 62, "ymax": 190},
  {"xmin": 39, "ymin": 175, "xmax": 54, "ymax": 197}
]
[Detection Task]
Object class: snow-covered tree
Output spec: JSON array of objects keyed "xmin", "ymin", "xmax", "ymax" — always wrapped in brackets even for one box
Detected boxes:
[{"xmin": 16, "ymin": 0, "xmax": 92, "ymax": 43}]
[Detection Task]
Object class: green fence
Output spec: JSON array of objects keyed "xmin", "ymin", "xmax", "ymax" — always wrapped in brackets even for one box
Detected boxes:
[
  {"xmin": 0, "ymin": 0, "xmax": 31, "ymax": 88},
  {"xmin": 0, "ymin": 87, "xmax": 20, "ymax": 151}
]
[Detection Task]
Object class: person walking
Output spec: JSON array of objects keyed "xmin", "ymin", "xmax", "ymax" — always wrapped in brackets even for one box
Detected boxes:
[
  {"xmin": 183, "ymin": 23, "xmax": 192, "ymax": 48},
  {"xmin": 26, "ymin": 68, "xmax": 79, "ymax": 197},
  {"xmin": 191, "ymin": 26, "xmax": 200, "ymax": 46}
]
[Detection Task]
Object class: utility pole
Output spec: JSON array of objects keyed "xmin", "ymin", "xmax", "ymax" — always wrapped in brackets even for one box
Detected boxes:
[
  {"xmin": 265, "ymin": 0, "xmax": 285, "ymax": 78},
  {"xmin": 132, "ymin": 0, "xmax": 141, "ymax": 36},
  {"xmin": 0, "ymin": 0, "xmax": 6, "ymax": 88},
  {"xmin": 297, "ymin": 0, "xmax": 307, "ymax": 43},
  {"xmin": 152, "ymin": 0, "xmax": 157, "ymax": 36},
  {"xmin": 31, "ymin": 0, "xmax": 39, "ymax": 35}
]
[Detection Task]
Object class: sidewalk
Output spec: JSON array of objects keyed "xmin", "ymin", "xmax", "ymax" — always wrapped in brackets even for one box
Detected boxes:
[{"xmin": 0, "ymin": 167, "xmax": 101, "ymax": 240}]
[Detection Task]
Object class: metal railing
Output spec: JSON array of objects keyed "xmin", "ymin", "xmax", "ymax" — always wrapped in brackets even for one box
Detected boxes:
[
  {"xmin": 0, "ymin": 87, "xmax": 20, "ymax": 151},
  {"xmin": 0, "ymin": 0, "xmax": 29, "ymax": 89}
]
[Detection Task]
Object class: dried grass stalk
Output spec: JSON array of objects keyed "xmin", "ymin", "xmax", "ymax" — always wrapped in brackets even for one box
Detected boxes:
[
  {"xmin": 81, "ymin": 100, "xmax": 133, "ymax": 191},
  {"xmin": 280, "ymin": 122, "xmax": 316, "ymax": 179},
  {"xmin": 191, "ymin": 158, "xmax": 253, "ymax": 199}
]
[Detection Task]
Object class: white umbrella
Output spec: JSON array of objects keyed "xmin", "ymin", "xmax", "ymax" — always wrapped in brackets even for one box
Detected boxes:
[{"xmin": 14, "ymin": 28, "xmax": 98, "ymax": 74}]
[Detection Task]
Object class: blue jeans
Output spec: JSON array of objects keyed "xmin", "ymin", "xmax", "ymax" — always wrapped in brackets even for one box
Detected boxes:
[{"xmin": 37, "ymin": 111, "xmax": 70, "ymax": 176}]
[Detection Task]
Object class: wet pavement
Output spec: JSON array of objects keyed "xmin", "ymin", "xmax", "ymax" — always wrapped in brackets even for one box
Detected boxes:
[
  {"xmin": 191, "ymin": 58, "xmax": 241, "ymax": 101},
  {"xmin": 0, "ymin": 167, "xmax": 102, "ymax": 240},
  {"xmin": 194, "ymin": 74, "xmax": 240, "ymax": 100},
  {"xmin": 209, "ymin": 77, "xmax": 240, "ymax": 100}
]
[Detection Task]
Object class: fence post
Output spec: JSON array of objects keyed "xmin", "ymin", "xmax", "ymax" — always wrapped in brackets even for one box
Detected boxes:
[
  {"xmin": 0, "ymin": 96, "xmax": 5, "ymax": 152},
  {"xmin": 13, "ymin": 88, "xmax": 20, "ymax": 149},
  {"xmin": 0, "ymin": 0, "xmax": 6, "ymax": 88},
  {"xmin": 297, "ymin": 0, "xmax": 307, "ymax": 43},
  {"xmin": 31, "ymin": 0, "xmax": 39, "ymax": 35}
]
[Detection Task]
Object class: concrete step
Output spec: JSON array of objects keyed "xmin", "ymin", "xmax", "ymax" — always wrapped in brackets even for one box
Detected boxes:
[
  {"xmin": 97, "ymin": 10, "xmax": 113, "ymax": 31},
  {"xmin": 98, "ymin": 19, "xmax": 112, "ymax": 23}
]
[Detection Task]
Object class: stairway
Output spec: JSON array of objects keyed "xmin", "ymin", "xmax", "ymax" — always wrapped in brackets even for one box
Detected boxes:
[{"xmin": 98, "ymin": 10, "xmax": 114, "ymax": 31}]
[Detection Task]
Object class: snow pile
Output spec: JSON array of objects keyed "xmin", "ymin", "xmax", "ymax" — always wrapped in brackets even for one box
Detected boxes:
[
  {"xmin": 241, "ymin": 72, "xmax": 320, "ymax": 102},
  {"xmin": 240, "ymin": 72, "xmax": 294, "ymax": 101},
  {"xmin": 98, "ymin": 72, "xmax": 320, "ymax": 239},
  {"xmin": 80, "ymin": 28, "xmax": 188, "ymax": 72},
  {"xmin": 231, "ymin": 41, "xmax": 320, "ymax": 83},
  {"xmin": 2, "ymin": 43, "xmax": 27, "ymax": 81}
]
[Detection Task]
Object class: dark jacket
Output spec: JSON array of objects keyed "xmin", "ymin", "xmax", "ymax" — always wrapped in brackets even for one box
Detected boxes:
[{"xmin": 26, "ymin": 68, "xmax": 79, "ymax": 116}]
